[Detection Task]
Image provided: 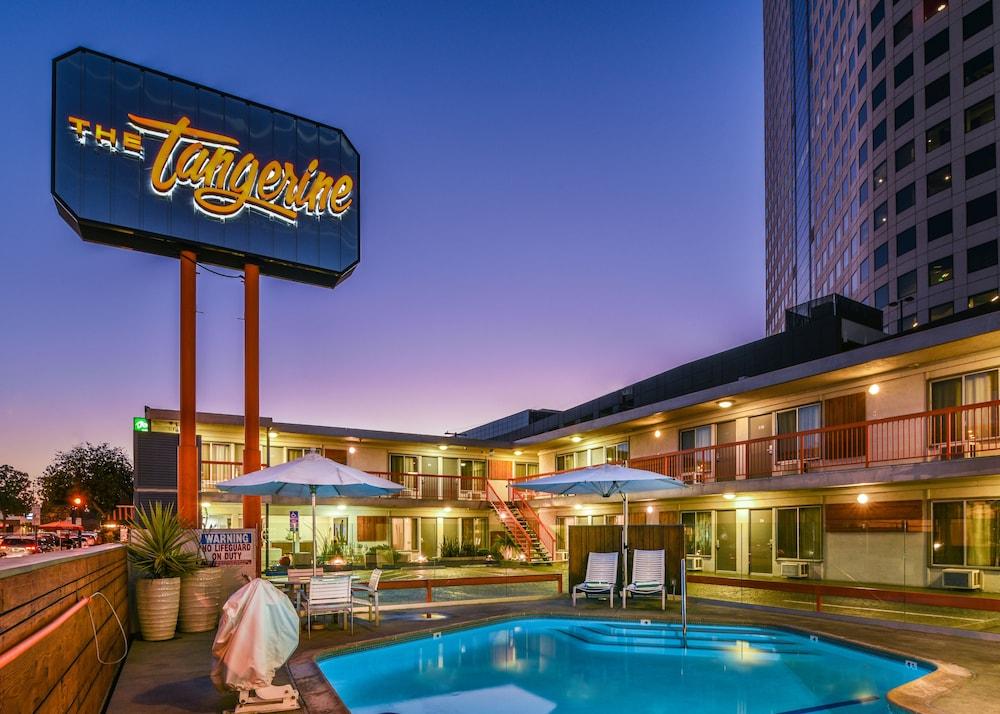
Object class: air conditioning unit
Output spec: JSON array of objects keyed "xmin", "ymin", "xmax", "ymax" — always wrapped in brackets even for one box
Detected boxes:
[
  {"xmin": 942, "ymin": 569, "xmax": 982, "ymax": 590},
  {"xmin": 685, "ymin": 556, "xmax": 704, "ymax": 571},
  {"xmin": 780, "ymin": 561, "xmax": 809, "ymax": 578}
]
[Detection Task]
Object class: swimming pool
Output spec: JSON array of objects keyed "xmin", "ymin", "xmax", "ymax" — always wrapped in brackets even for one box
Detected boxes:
[{"xmin": 318, "ymin": 617, "xmax": 932, "ymax": 713}]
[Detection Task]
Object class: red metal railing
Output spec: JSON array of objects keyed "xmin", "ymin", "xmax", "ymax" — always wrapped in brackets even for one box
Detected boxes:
[
  {"xmin": 370, "ymin": 472, "xmax": 486, "ymax": 501},
  {"xmin": 629, "ymin": 400, "xmax": 1000, "ymax": 485},
  {"xmin": 485, "ymin": 481, "xmax": 534, "ymax": 560},
  {"xmin": 511, "ymin": 489, "xmax": 557, "ymax": 558}
]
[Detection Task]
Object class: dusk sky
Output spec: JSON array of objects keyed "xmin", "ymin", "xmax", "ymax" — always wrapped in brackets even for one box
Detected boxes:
[{"xmin": 0, "ymin": 2, "xmax": 764, "ymax": 476}]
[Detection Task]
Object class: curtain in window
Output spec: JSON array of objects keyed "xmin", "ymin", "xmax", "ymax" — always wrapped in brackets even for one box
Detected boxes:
[
  {"xmin": 930, "ymin": 378, "xmax": 962, "ymax": 444},
  {"xmin": 966, "ymin": 500, "xmax": 1000, "ymax": 567},
  {"xmin": 776, "ymin": 411, "xmax": 799, "ymax": 461},
  {"xmin": 799, "ymin": 507, "xmax": 823, "ymax": 559},
  {"xmin": 965, "ymin": 371, "xmax": 999, "ymax": 440},
  {"xmin": 798, "ymin": 405, "xmax": 822, "ymax": 459}
]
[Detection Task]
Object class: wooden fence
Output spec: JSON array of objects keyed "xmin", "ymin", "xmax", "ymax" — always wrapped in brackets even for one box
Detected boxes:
[
  {"xmin": 0, "ymin": 545, "xmax": 129, "ymax": 713},
  {"xmin": 568, "ymin": 525, "xmax": 684, "ymax": 591}
]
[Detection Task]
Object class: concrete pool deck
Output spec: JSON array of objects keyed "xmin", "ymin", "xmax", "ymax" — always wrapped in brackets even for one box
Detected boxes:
[{"xmin": 107, "ymin": 596, "xmax": 999, "ymax": 713}]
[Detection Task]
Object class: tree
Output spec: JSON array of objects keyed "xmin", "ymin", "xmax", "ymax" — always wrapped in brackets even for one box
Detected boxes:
[
  {"xmin": 38, "ymin": 443, "xmax": 133, "ymax": 521},
  {"xmin": 0, "ymin": 465, "xmax": 35, "ymax": 520}
]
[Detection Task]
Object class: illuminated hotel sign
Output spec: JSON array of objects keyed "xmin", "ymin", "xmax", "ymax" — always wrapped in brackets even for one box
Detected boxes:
[{"xmin": 52, "ymin": 48, "xmax": 360, "ymax": 288}]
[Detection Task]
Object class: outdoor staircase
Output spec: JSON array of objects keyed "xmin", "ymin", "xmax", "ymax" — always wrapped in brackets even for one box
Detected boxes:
[{"xmin": 505, "ymin": 502, "xmax": 552, "ymax": 563}]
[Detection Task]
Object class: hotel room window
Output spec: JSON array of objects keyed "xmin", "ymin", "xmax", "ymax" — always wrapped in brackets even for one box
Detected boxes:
[
  {"xmin": 776, "ymin": 506, "xmax": 823, "ymax": 560},
  {"xmin": 930, "ymin": 369, "xmax": 999, "ymax": 443},
  {"xmin": 775, "ymin": 404, "xmax": 821, "ymax": 462},
  {"xmin": 680, "ymin": 427, "xmax": 711, "ymax": 475},
  {"xmin": 681, "ymin": 511, "xmax": 712, "ymax": 557},
  {"xmin": 932, "ymin": 500, "xmax": 1000, "ymax": 567},
  {"xmin": 514, "ymin": 462, "xmax": 539, "ymax": 478}
]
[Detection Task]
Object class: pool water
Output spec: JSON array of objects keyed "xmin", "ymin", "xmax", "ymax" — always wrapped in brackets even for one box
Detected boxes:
[{"xmin": 318, "ymin": 618, "xmax": 932, "ymax": 713}]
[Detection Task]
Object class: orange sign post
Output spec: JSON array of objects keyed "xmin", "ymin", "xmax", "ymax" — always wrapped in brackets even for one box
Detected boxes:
[
  {"xmin": 243, "ymin": 263, "xmax": 262, "ymax": 573},
  {"xmin": 177, "ymin": 251, "xmax": 199, "ymax": 527}
]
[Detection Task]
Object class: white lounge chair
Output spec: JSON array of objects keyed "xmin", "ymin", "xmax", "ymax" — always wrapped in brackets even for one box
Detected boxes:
[
  {"xmin": 352, "ymin": 568, "xmax": 383, "ymax": 626},
  {"xmin": 572, "ymin": 551, "xmax": 619, "ymax": 608},
  {"xmin": 623, "ymin": 549, "xmax": 666, "ymax": 610},
  {"xmin": 306, "ymin": 575, "xmax": 353, "ymax": 636},
  {"xmin": 285, "ymin": 568, "xmax": 315, "ymax": 613}
]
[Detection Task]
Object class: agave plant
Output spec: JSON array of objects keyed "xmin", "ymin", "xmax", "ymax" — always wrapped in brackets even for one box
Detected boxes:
[{"xmin": 127, "ymin": 503, "xmax": 201, "ymax": 579}]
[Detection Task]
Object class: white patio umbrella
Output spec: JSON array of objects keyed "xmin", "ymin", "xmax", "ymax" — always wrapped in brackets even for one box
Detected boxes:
[
  {"xmin": 217, "ymin": 453, "xmax": 404, "ymax": 576},
  {"xmin": 514, "ymin": 463, "xmax": 686, "ymax": 586}
]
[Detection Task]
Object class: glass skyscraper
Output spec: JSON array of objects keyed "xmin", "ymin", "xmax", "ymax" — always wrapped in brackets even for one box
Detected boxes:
[{"xmin": 765, "ymin": 0, "xmax": 1000, "ymax": 334}]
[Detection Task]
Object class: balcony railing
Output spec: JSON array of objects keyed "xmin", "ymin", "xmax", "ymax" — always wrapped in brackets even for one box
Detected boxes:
[
  {"xmin": 202, "ymin": 463, "xmax": 486, "ymax": 501},
  {"xmin": 628, "ymin": 400, "xmax": 1000, "ymax": 485}
]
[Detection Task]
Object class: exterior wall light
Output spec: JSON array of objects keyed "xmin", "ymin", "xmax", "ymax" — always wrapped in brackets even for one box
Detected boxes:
[
  {"xmin": 438, "ymin": 444, "xmax": 448, "ymax": 451},
  {"xmin": 514, "ymin": 450, "xmax": 523, "ymax": 456},
  {"xmin": 868, "ymin": 384, "xmax": 880, "ymax": 395},
  {"xmin": 718, "ymin": 400, "xmax": 734, "ymax": 409},
  {"xmin": 348, "ymin": 446, "xmax": 357, "ymax": 454},
  {"xmin": 573, "ymin": 504, "xmax": 582, "ymax": 510},
  {"xmin": 723, "ymin": 493, "xmax": 735, "ymax": 500},
  {"xmin": 443, "ymin": 506, "xmax": 452, "ymax": 513},
  {"xmin": 645, "ymin": 505, "xmax": 653, "ymax": 514},
  {"xmin": 571, "ymin": 436, "xmax": 583, "ymax": 443},
  {"xmin": 337, "ymin": 504, "xmax": 347, "ymax": 511},
  {"xmin": 857, "ymin": 493, "xmax": 869, "ymax": 504},
  {"xmin": 654, "ymin": 430, "xmax": 662, "ymax": 438}
]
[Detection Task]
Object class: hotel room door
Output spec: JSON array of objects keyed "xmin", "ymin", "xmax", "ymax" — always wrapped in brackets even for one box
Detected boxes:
[
  {"xmin": 749, "ymin": 508, "xmax": 774, "ymax": 574},
  {"xmin": 747, "ymin": 414, "xmax": 773, "ymax": 478},
  {"xmin": 716, "ymin": 511, "xmax": 738, "ymax": 572}
]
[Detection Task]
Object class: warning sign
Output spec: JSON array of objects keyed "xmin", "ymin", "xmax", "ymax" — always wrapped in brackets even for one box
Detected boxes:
[{"xmin": 199, "ymin": 529, "xmax": 255, "ymax": 565}]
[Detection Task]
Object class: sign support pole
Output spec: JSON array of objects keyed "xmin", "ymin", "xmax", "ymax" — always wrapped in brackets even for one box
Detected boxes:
[
  {"xmin": 178, "ymin": 250, "xmax": 199, "ymax": 527},
  {"xmin": 243, "ymin": 263, "xmax": 263, "ymax": 575}
]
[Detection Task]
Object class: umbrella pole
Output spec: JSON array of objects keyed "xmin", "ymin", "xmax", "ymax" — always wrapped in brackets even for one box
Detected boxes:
[
  {"xmin": 622, "ymin": 493, "xmax": 629, "ymax": 595},
  {"xmin": 311, "ymin": 487, "xmax": 317, "ymax": 578}
]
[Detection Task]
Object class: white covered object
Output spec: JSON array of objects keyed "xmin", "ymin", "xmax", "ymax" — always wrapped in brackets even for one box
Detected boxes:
[{"xmin": 211, "ymin": 578, "xmax": 300, "ymax": 693}]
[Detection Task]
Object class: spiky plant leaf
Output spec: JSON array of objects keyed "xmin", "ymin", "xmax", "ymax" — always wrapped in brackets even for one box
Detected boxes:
[{"xmin": 127, "ymin": 502, "xmax": 201, "ymax": 579}]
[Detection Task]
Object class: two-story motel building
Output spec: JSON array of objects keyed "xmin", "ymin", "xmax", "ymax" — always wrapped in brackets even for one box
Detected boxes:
[{"xmin": 136, "ymin": 296, "xmax": 1000, "ymax": 591}]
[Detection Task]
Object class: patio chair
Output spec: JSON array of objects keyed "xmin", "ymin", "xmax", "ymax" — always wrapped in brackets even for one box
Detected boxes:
[
  {"xmin": 572, "ymin": 551, "xmax": 619, "ymax": 608},
  {"xmin": 306, "ymin": 575, "xmax": 354, "ymax": 636},
  {"xmin": 285, "ymin": 568, "xmax": 315, "ymax": 613},
  {"xmin": 352, "ymin": 568, "xmax": 383, "ymax": 626},
  {"xmin": 623, "ymin": 549, "xmax": 666, "ymax": 610}
]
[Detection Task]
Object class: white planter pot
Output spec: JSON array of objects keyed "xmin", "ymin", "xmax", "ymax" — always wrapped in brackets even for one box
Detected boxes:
[
  {"xmin": 179, "ymin": 567, "xmax": 223, "ymax": 633},
  {"xmin": 136, "ymin": 577, "xmax": 181, "ymax": 641}
]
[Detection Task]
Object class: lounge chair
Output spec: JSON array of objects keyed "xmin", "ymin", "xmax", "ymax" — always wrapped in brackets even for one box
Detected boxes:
[
  {"xmin": 572, "ymin": 551, "xmax": 619, "ymax": 608},
  {"xmin": 623, "ymin": 549, "xmax": 666, "ymax": 610},
  {"xmin": 352, "ymin": 568, "xmax": 383, "ymax": 626},
  {"xmin": 306, "ymin": 575, "xmax": 354, "ymax": 636}
]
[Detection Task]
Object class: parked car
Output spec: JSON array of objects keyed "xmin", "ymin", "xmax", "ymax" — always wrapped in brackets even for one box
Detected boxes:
[
  {"xmin": 0, "ymin": 535, "xmax": 42, "ymax": 557},
  {"xmin": 81, "ymin": 531, "xmax": 98, "ymax": 546}
]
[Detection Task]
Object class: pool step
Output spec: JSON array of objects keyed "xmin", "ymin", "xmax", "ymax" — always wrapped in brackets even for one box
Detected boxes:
[{"xmin": 557, "ymin": 627, "xmax": 815, "ymax": 657}]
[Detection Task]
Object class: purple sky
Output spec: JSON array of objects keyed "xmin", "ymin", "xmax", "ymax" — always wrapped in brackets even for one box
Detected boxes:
[{"xmin": 0, "ymin": 2, "xmax": 764, "ymax": 476}]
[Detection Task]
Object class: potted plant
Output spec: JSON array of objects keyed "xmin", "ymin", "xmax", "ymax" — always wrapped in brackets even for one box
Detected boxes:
[
  {"xmin": 179, "ymin": 556, "xmax": 223, "ymax": 633},
  {"xmin": 127, "ymin": 503, "xmax": 200, "ymax": 641}
]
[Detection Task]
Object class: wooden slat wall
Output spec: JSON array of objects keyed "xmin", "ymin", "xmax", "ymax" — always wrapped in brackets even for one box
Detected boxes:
[
  {"xmin": 568, "ymin": 525, "xmax": 684, "ymax": 591},
  {"xmin": 487, "ymin": 459, "xmax": 512, "ymax": 480},
  {"xmin": 823, "ymin": 392, "xmax": 867, "ymax": 459},
  {"xmin": 0, "ymin": 545, "xmax": 129, "ymax": 713},
  {"xmin": 825, "ymin": 500, "xmax": 928, "ymax": 532}
]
